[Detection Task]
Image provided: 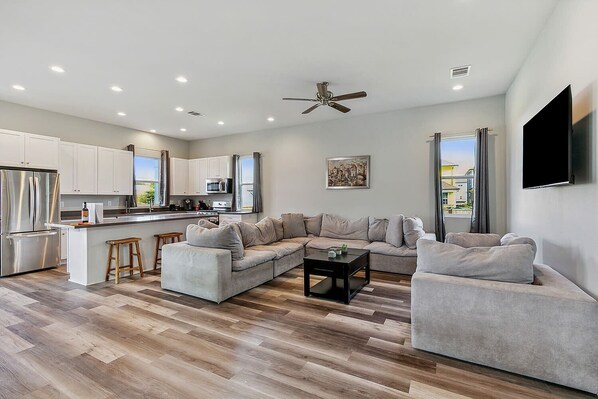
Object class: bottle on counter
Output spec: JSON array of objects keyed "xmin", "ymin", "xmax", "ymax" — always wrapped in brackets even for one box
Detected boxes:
[{"xmin": 82, "ymin": 202, "xmax": 89, "ymax": 223}]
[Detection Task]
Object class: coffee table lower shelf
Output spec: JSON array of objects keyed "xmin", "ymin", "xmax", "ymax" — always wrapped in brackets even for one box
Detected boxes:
[{"xmin": 309, "ymin": 276, "xmax": 368, "ymax": 303}]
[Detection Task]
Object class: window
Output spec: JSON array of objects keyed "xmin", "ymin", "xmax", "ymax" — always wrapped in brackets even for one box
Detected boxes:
[
  {"xmin": 239, "ymin": 155, "xmax": 254, "ymax": 209},
  {"xmin": 134, "ymin": 156, "xmax": 160, "ymax": 206},
  {"xmin": 441, "ymin": 137, "xmax": 475, "ymax": 216}
]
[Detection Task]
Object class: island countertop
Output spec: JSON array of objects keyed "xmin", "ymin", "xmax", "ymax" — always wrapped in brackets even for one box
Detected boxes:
[{"xmin": 47, "ymin": 212, "xmax": 216, "ymax": 229}]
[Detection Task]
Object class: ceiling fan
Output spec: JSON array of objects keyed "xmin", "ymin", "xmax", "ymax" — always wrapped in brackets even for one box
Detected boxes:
[{"xmin": 283, "ymin": 82, "xmax": 367, "ymax": 114}]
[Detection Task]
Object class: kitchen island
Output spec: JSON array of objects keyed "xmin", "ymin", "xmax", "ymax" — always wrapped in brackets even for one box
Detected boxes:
[{"xmin": 48, "ymin": 212, "xmax": 213, "ymax": 286}]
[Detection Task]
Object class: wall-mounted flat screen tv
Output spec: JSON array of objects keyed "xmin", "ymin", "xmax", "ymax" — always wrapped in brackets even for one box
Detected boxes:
[{"xmin": 523, "ymin": 85, "xmax": 573, "ymax": 189}]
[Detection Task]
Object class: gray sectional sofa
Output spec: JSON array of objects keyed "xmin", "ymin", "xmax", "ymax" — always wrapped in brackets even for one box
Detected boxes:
[
  {"xmin": 161, "ymin": 213, "xmax": 434, "ymax": 303},
  {"xmin": 411, "ymin": 233, "xmax": 598, "ymax": 394}
]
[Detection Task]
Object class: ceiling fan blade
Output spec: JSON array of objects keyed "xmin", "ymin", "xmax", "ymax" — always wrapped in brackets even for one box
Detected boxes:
[
  {"xmin": 302, "ymin": 104, "xmax": 321, "ymax": 114},
  {"xmin": 282, "ymin": 97, "xmax": 318, "ymax": 102},
  {"xmin": 316, "ymin": 82, "xmax": 328, "ymax": 98},
  {"xmin": 330, "ymin": 91, "xmax": 367, "ymax": 101},
  {"xmin": 329, "ymin": 102, "xmax": 351, "ymax": 113}
]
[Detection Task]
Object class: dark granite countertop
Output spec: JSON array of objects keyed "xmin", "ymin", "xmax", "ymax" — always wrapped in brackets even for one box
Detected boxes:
[
  {"xmin": 217, "ymin": 211, "xmax": 258, "ymax": 214},
  {"xmin": 48, "ymin": 212, "xmax": 215, "ymax": 229}
]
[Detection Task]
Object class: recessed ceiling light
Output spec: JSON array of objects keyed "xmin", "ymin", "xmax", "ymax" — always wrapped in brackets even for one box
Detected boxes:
[
  {"xmin": 111, "ymin": 86, "xmax": 123, "ymax": 92},
  {"xmin": 267, "ymin": 117, "xmax": 275, "ymax": 122},
  {"xmin": 12, "ymin": 84, "xmax": 25, "ymax": 91},
  {"xmin": 175, "ymin": 76, "xmax": 188, "ymax": 83},
  {"xmin": 117, "ymin": 112, "xmax": 126, "ymax": 116},
  {"xmin": 180, "ymin": 128, "xmax": 187, "ymax": 132},
  {"xmin": 452, "ymin": 84, "xmax": 464, "ymax": 91},
  {"xmin": 50, "ymin": 65, "xmax": 65, "ymax": 73},
  {"xmin": 149, "ymin": 129, "xmax": 156, "ymax": 133},
  {"xmin": 175, "ymin": 107, "xmax": 184, "ymax": 112},
  {"xmin": 217, "ymin": 121, "xmax": 224, "ymax": 125}
]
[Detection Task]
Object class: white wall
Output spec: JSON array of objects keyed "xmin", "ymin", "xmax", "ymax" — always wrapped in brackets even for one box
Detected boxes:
[
  {"xmin": 506, "ymin": 0, "xmax": 598, "ymax": 297},
  {"xmin": 190, "ymin": 95, "xmax": 506, "ymax": 234}
]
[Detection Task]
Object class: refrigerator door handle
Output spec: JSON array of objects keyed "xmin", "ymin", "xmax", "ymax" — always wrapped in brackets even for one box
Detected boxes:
[
  {"xmin": 7, "ymin": 231, "xmax": 59, "ymax": 239},
  {"xmin": 28, "ymin": 176, "xmax": 35, "ymax": 226},
  {"xmin": 34, "ymin": 176, "xmax": 40, "ymax": 226}
]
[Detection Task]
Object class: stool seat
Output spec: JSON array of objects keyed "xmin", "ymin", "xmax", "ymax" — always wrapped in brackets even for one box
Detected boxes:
[
  {"xmin": 105, "ymin": 237, "xmax": 144, "ymax": 284},
  {"xmin": 153, "ymin": 232, "xmax": 183, "ymax": 270}
]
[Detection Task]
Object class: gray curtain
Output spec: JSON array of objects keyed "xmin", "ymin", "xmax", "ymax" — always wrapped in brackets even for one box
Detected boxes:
[
  {"xmin": 252, "ymin": 152, "xmax": 263, "ymax": 213},
  {"xmin": 231, "ymin": 154, "xmax": 241, "ymax": 212},
  {"xmin": 125, "ymin": 144, "xmax": 137, "ymax": 208},
  {"xmin": 159, "ymin": 150, "xmax": 170, "ymax": 207},
  {"xmin": 433, "ymin": 133, "xmax": 446, "ymax": 241},
  {"xmin": 471, "ymin": 127, "xmax": 490, "ymax": 233}
]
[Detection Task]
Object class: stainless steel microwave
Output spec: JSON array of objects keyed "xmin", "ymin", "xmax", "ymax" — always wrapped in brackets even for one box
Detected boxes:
[{"xmin": 206, "ymin": 178, "xmax": 233, "ymax": 194}]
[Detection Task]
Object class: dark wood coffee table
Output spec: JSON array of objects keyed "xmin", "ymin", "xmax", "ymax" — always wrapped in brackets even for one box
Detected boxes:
[{"xmin": 303, "ymin": 248, "xmax": 370, "ymax": 304}]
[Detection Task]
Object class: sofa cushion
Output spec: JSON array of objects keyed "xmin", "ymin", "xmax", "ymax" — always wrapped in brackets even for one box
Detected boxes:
[
  {"xmin": 282, "ymin": 213, "xmax": 307, "ymax": 238},
  {"xmin": 198, "ymin": 219, "xmax": 218, "ymax": 229},
  {"xmin": 306, "ymin": 237, "xmax": 370, "ymax": 250},
  {"xmin": 232, "ymin": 249, "xmax": 276, "ymax": 271},
  {"xmin": 269, "ymin": 217, "xmax": 284, "ymax": 241},
  {"xmin": 364, "ymin": 241, "xmax": 417, "ymax": 257},
  {"xmin": 237, "ymin": 218, "xmax": 277, "ymax": 247},
  {"xmin": 416, "ymin": 239, "xmax": 535, "ymax": 283},
  {"xmin": 320, "ymin": 214, "xmax": 369, "ymax": 241},
  {"xmin": 282, "ymin": 237, "xmax": 314, "ymax": 246},
  {"xmin": 368, "ymin": 217, "xmax": 388, "ymax": 242},
  {"xmin": 501, "ymin": 233, "xmax": 538, "ymax": 258},
  {"xmin": 250, "ymin": 241, "xmax": 304, "ymax": 260},
  {"xmin": 186, "ymin": 224, "xmax": 244, "ymax": 261},
  {"xmin": 385, "ymin": 215, "xmax": 404, "ymax": 247},
  {"xmin": 445, "ymin": 232, "xmax": 501, "ymax": 248},
  {"xmin": 304, "ymin": 214, "xmax": 323, "ymax": 236},
  {"xmin": 403, "ymin": 217, "xmax": 425, "ymax": 249}
]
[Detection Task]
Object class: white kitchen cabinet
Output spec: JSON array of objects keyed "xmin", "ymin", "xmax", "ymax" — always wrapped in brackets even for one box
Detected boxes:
[
  {"xmin": 0, "ymin": 129, "xmax": 59, "ymax": 169},
  {"xmin": 97, "ymin": 147, "xmax": 133, "ymax": 195},
  {"xmin": 60, "ymin": 142, "xmax": 98, "ymax": 194},
  {"xmin": 198, "ymin": 158, "xmax": 209, "ymax": 194},
  {"xmin": 170, "ymin": 158, "xmax": 189, "ymax": 195},
  {"xmin": 207, "ymin": 156, "xmax": 231, "ymax": 178},
  {"xmin": 60, "ymin": 229, "xmax": 68, "ymax": 263},
  {"xmin": 188, "ymin": 158, "xmax": 209, "ymax": 195}
]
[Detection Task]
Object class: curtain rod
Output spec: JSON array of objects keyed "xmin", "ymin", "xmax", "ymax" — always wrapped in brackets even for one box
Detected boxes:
[{"xmin": 425, "ymin": 129, "xmax": 496, "ymax": 142}]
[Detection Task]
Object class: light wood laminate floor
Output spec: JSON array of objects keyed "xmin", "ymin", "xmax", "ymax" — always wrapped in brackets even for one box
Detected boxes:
[{"xmin": 0, "ymin": 266, "xmax": 592, "ymax": 399}]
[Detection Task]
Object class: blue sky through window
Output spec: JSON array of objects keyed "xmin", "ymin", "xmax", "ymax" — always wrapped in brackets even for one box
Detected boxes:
[{"xmin": 441, "ymin": 137, "xmax": 475, "ymax": 175}]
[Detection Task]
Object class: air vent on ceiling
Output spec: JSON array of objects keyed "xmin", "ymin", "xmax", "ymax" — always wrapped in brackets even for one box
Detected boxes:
[
  {"xmin": 450, "ymin": 65, "xmax": 471, "ymax": 79},
  {"xmin": 187, "ymin": 111, "xmax": 203, "ymax": 116}
]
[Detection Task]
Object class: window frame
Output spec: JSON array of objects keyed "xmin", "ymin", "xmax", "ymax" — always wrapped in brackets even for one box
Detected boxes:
[
  {"xmin": 239, "ymin": 155, "xmax": 254, "ymax": 210},
  {"xmin": 440, "ymin": 136, "xmax": 476, "ymax": 217}
]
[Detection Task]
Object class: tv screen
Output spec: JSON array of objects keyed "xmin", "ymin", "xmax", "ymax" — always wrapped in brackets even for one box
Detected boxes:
[{"xmin": 523, "ymin": 85, "xmax": 573, "ymax": 189}]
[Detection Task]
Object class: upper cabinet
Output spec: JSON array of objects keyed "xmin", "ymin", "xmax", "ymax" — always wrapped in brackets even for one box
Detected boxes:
[
  {"xmin": 170, "ymin": 158, "xmax": 189, "ymax": 195},
  {"xmin": 60, "ymin": 142, "xmax": 98, "ymax": 194},
  {"xmin": 0, "ymin": 129, "xmax": 59, "ymax": 169},
  {"xmin": 97, "ymin": 147, "xmax": 133, "ymax": 195},
  {"xmin": 207, "ymin": 156, "xmax": 231, "ymax": 178},
  {"xmin": 189, "ymin": 158, "xmax": 210, "ymax": 195}
]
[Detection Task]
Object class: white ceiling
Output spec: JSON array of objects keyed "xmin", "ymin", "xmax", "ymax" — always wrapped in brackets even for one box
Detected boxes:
[{"xmin": 0, "ymin": 0, "xmax": 557, "ymax": 141}]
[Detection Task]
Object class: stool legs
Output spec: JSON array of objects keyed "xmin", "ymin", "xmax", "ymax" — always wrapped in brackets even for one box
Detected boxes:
[
  {"xmin": 105, "ymin": 244, "xmax": 114, "ymax": 282},
  {"xmin": 115, "ymin": 245, "xmax": 120, "ymax": 285},
  {"xmin": 136, "ymin": 240, "xmax": 144, "ymax": 277},
  {"xmin": 153, "ymin": 237, "xmax": 162, "ymax": 270},
  {"xmin": 105, "ymin": 238, "xmax": 143, "ymax": 284}
]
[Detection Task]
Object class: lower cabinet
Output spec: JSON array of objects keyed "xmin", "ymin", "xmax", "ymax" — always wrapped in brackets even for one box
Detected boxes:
[
  {"xmin": 219, "ymin": 213, "xmax": 258, "ymax": 226},
  {"xmin": 60, "ymin": 229, "xmax": 68, "ymax": 263}
]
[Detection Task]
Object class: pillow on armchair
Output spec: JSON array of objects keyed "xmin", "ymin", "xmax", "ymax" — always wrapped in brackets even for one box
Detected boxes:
[
  {"xmin": 501, "ymin": 233, "xmax": 537, "ymax": 257},
  {"xmin": 416, "ymin": 239, "xmax": 534, "ymax": 283},
  {"xmin": 186, "ymin": 224, "xmax": 244, "ymax": 261},
  {"xmin": 445, "ymin": 232, "xmax": 501, "ymax": 248},
  {"xmin": 282, "ymin": 213, "xmax": 307, "ymax": 238}
]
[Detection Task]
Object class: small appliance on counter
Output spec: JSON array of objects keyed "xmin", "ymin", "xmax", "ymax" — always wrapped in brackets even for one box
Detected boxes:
[
  {"xmin": 183, "ymin": 198, "xmax": 194, "ymax": 211},
  {"xmin": 197, "ymin": 200, "xmax": 209, "ymax": 210},
  {"xmin": 212, "ymin": 201, "xmax": 232, "ymax": 213},
  {"xmin": 206, "ymin": 178, "xmax": 233, "ymax": 194},
  {"xmin": 168, "ymin": 204, "xmax": 181, "ymax": 211}
]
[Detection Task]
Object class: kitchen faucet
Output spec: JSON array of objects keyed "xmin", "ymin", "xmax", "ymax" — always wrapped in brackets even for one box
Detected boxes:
[{"xmin": 148, "ymin": 199, "xmax": 153, "ymax": 213}]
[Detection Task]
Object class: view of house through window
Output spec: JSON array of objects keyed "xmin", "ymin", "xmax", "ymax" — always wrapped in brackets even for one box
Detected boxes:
[
  {"xmin": 240, "ymin": 155, "xmax": 254, "ymax": 209},
  {"xmin": 134, "ymin": 156, "xmax": 160, "ymax": 206},
  {"xmin": 441, "ymin": 137, "xmax": 475, "ymax": 215}
]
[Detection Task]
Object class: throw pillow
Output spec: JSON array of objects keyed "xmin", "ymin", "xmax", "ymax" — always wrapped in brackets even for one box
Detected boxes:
[
  {"xmin": 197, "ymin": 219, "xmax": 218, "ymax": 229},
  {"xmin": 445, "ymin": 232, "xmax": 501, "ymax": 248},
  {"xmin": 385, "ymin": 215, "xmax": 404, "ymax": 247},
  {"xmin": 416, "ymin": 239, "xmax": 534, "ymax": 284},
  {"xmin": 304, "ymin": 214, "xmax": 323, "ymax": 236},
  {"xmin": 501, "ymin": 233, "xmax": 538, "ymax": 258},
  {"xmin": 320, "ymin": 214, "xmax": 369, "ymax": 241},
  {"xmin": 238, "ymin": 218, "xmax": 277, "ymax": 247},
  {"xmin": 403, "ymin": 216, "xmax": 425, "ymax": 249},
  {"xmin": 368, "ymin": 217, "xmax": 388, "ymax": 242},
  {"xmin": 186, "ymin": 224, "xmax": 244, "ymax": 261},
  {"xmin": 269, "ymin": 217, "xmax": 284, "ymax": 241},
  {"xmin": 282, "ymin": 213, "xmax": 307, "ymax": 239}
]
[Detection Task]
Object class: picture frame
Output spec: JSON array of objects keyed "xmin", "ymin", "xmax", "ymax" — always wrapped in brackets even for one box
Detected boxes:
[{"xmin": 326, "ymin": 155, "xmax": 370, "ymax": 189}]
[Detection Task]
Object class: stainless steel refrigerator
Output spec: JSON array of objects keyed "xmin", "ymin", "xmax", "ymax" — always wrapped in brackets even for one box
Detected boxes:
[{"xmin": 0, "ymin": 169, "xmax": 60, "ymax": 276}]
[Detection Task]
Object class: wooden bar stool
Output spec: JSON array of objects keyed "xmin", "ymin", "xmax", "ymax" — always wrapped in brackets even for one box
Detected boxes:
[
  {"xmin": 105, "ymin": 237, "xmax": 144, "ymax": 284},
  {"xmin": 153, "ymin": 232, "xmax": 183, "ymax": 270}
]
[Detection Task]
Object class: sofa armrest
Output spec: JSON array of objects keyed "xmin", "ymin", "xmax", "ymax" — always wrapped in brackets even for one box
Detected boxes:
[
  {"xmin": 411, "ymin": 265, "xmax": 598, "ymax": 393},
  {"xmin": 161, "ymin": 242, "xmax": 232, "ymax": 303}
]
